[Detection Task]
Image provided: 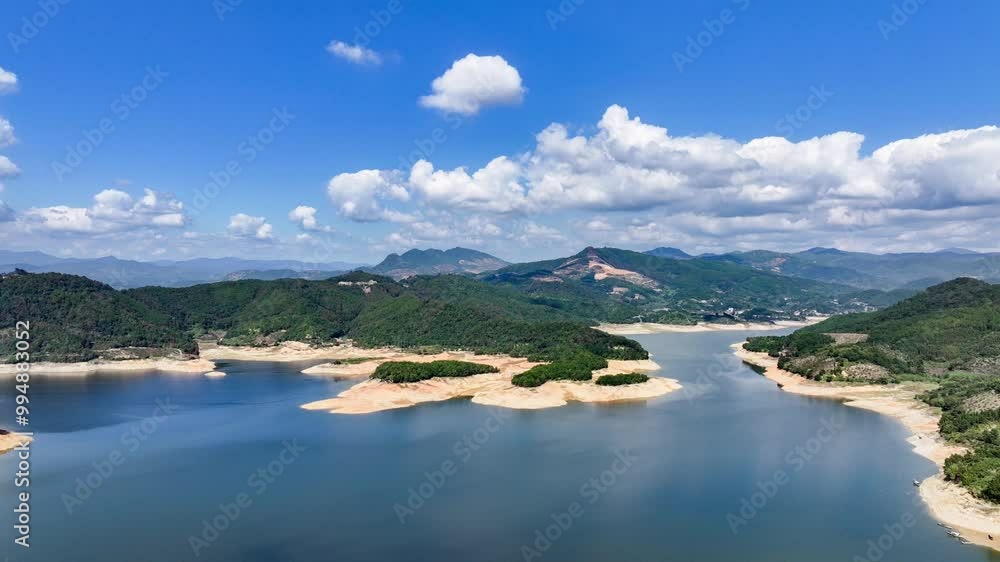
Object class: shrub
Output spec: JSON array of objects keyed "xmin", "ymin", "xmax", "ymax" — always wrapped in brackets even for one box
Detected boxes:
[
  {"xmin": 595, "ymin": 373, "xmax": 649, "ymax": 386},
  {"xmin": 371, "ymin": 360, "xmax": 498, "ymax": 383}
]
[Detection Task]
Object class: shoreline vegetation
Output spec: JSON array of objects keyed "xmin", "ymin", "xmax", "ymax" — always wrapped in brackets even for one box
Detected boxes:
[
  {"xmin": 300, "ymin": 351, "xmax": 679, "ymax": 414},
  {"xmin": 734, "ymin": 343, "xmax": 1000, "ymax": 553},
  {"xmin": 596, "ymin": 318, "xmax": 825, "ymax": 335}
]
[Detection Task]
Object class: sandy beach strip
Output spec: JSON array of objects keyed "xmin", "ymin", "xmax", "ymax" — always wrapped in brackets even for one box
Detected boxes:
[
  {"xmin": 733, "ymin": 343, "xmax": 1000, "ymax": 552},
  {"xmin": 597, "ymin": 318, "xmax": 824, "ymax": 336},
  {"xmin": 300, "ymin": 355, "xmax": 680, "ymax": 414},
  {"xmin": 0, "ymin": 357, "xmax": 217, "ymax": 376},
  {"xmin": 0, "ymin": 432, "xmax": 32, "ymax": 456}
]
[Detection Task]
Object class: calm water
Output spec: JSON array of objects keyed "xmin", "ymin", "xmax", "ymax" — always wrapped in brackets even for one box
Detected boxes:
[{"xmin": 1, "ymin": 331, "xmax": 997, "ymax": 562}]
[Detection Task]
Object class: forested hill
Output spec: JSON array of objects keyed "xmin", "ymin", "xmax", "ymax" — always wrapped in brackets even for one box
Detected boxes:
[
  {"xmin": 2, "ymin": 270, "xmax": 644, "ymax": 364},
  {"xmin": 0, "ymin": 270, "xmax": 196, "ymax": 363},
  {"xmin": 745, "ymin": 277, "xmax": 1000, "ymax": 379},
  {"xmin": 483, "ymin": 247, "xmax": 889, "ymax": 324}
]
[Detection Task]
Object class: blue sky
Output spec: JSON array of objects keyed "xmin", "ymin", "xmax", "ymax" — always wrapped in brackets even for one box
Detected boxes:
[{"xmin": 0, "ymin": 0, "xmax": 998, "ymax": 263}]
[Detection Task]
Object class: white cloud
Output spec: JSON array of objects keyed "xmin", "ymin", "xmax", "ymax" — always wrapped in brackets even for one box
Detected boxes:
[
  {"xmin": 0, "ymin": 117, "xmax": 15, "ymax": 148},
  {"xmin": 288, "ymin": 205, "xmax": 333, "ymax": 232},
  {"xmin": 0, "ymin": 67, "xmax": 17, "ymax": 95},
  {"xmin": 19, "ymin": 188, "xmax": 185, "ymax": 234},
  {"xmin": 326, "ymin": 104, "xmax": 1000, "ymax": 254},
  {"xmin": 326, "ymin": 41, "xmax": 382, "ymax": 66},
  {"xmin": 227, "ymin": 213, "xmax": 273, "ymax": 240},
  {"xmin": 408, "ymin": 157, "xmax": 528, "ymax": 213},
  {"xmin": 327, "ymin": 169, "xmax": 410, "ymax": 222},
  {"xmin": 0, "ymin": 155, "xmax": 19, "ymax": 177},
  {"xmin": 419, "ymin": 54, "xmax": 525, "ymax": 115}
]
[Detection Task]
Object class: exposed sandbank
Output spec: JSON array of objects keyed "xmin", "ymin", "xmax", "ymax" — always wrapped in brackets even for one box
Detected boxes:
[
  {"xmin": 0, "ymin": 357, "xmax": 217, "ymax": 376},
  {"xmin": 301, "ymin": 354, "xmax": 679, "ymax": 415},
  {"xmin": 598, "ymin": 318, "xmax": 824, "ymax": 335},
  {"xmin": 0, "ymin": 432, "xmax": 32, "ymax": 456},
  {"xmin": 199, "ymin": 341, "xmax": 397, "ymax": 363},
  {"xmin": 734, "ymin": 343, "xmax": 1000, "ymax": 553}
]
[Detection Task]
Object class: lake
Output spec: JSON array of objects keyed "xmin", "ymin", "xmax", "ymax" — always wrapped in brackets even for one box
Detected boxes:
[{"xmin": 1, "ymin": 330, "xmax": 997, "ymax": 561}]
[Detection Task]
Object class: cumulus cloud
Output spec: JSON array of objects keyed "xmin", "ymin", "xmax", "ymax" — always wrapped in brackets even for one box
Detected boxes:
[
  {"xmin": 0, "ymin": 67, "xmax": 17, "ymax": 95},
  {"xmin": 327, "ymin": 169, "xmax": 411, "ymax": 222},
  {"xmin": 19, "ymin": 189, "xmax": 185, "ymax": 233},
  {"xmin": 288, "ymin": 205, "xmax": 333, "ymax": 232},
  {"xmin": 0, "ymin": 155, "xmax": 19, "ymax": 177},
  {"xmin": 409, "ymin": 157, "xmax": 527, "ymax": 213},
  {"xmin": 326, "ymin": 40, "xmax": 382, "ymax": 66},
  {"xmin": 326, "ymin": 104, "xmax": 1000, "ymax": 253},
  {"xmin": 227, "ymin": 213, "xmax": 273, "ymax": 240},
  {"xmin": 0, "ymin": 117, "xmax": 15, "ymax": 148},
  {"xmin": 419, "ymin": 54, "xmax": 525, "ymax": 115}
]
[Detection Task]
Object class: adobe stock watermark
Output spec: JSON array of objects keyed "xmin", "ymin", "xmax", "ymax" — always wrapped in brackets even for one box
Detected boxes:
[
  {"xmin": 51, "ymin": 65, "xmax": 169, "ymax": 182},
  {"xmin": 726, "ymin": 414, "xmax": 844, "ymax": 534},
  {"xmin": 519, "ymin": 449, "xmax": 639, "ymax": 561},
  {"xmin": 187, "ymin": 440, "xmax": 306, "ymax": 557},
  {"xmin": 189, "ymin": 107, "xmax": 296, "ymax": 215},
  {"xmin": 545, "ymin": 0, "xmax": 586, "ymax": 31},
  {"xmin": 878, "ymin": 0, "xmax": 929, "ymax": 41},
  {"xmin": 7, "ymin": 0, "xmax": 72, "ymax": 54},
  {"xmin": 682, "ymin": 350, "xmax": 749, "ymax": 403},
  {"xmin": 394, "ymin": 407, "xmax": 513, "ymax": 524},
  {"xmin": 673, "ymin": 0, "xmax": 751, "ymax": 74},
  {"xmin": 775, "ymin": 85, "xmax": 834, "ymax": 137},
  {"xmin": 61, "ymin": 398, "xmax": 181, "ymax": 514}
]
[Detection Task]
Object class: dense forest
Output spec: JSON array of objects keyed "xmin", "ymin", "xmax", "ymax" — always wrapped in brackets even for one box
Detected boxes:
[
  {"xmin": 1, "ymin": 270, "xmax": 644, "ymax": 366},
  {"xmin": 0, "ymin": 271, "xmax": 196, "ymax": 362},
  {"xmin": 743, "ymin": 278, "xmax": 1000, "ymax": 503}
]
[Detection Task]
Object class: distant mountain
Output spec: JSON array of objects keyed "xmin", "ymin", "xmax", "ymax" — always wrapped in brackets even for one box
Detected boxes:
[
  {"xmin": 222, "ymin": 269, "xmax": 345, "ymax": 282},
  {"xmin": 711, "ymin": 248, "xmax": 1000, "ymax": 290},
  {"xmin": 0, "ymin": 251, "xmax": 364, "ymax": 289},
  {"xmin": 644, "ymin": 247, "xmax": 692, "ymax": 260},
  {"xmin": 484, "ymin": 247, "xmax": 890, "ymax": 324},
  {"xmin": 366, "ymin": 247, "xmax": 509, "ymax": 280}
]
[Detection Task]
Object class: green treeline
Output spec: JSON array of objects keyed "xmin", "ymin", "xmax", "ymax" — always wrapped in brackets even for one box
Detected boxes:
[
  {"xmin": 511, "ymin": 353, "xmax": 608, "ymax": 387},
  {"xmin": 595, "ymin": 373, "xmax": 650, "ymax": 386},
  {"xmin": 371, "ymin": 360, "xmax": 498, "ymax": 383},
  {"xmin": 1, "ymin": 271, "xmax": 646, "ymax": 367}
]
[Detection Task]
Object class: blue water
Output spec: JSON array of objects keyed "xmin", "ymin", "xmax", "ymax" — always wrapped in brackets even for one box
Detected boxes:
[{"xmin": 1, "ymin": 331, "xmax": 997, "ymax": 561}]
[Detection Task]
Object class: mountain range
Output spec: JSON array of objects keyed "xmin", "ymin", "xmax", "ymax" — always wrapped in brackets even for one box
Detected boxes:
[
  {"xmin": 0, "ymin": 250, "xmax": 363, "ymax": 289},
  {"xmin": 364, "ymin": 247, "xmax": 509, "ymax": 280}
]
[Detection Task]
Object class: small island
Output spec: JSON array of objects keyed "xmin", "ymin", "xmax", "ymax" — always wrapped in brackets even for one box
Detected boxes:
[{"xmin": 301, "ymin": 352, "xmax": 679, "ymax": 414}]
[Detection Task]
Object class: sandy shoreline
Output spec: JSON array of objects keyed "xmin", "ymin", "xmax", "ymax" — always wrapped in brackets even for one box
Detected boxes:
[
  {"xmin": 733, "ymin": 343, "xmax": 999, "ymax": 552},
  {"xmin": 301, "ymin": 353, "xmax": 680, "ymax": 414},
  {"xmin": 0, "ymin": 357, "xmax": 217, "ymax": 376},
  {"xmin": 0, "ymin": 432, "xmax": 32, "ymax": 456},
  {"xmin": 597, "ymin": 318, "xmax": 824, "ymax": 335}
]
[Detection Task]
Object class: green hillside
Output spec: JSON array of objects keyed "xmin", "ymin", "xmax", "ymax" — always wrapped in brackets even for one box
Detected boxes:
[
  {"xmin": 743, "ymin": 278, "xmax": 1000, "ymax": 502},
  {"xmin": 0, "ymin": 270, "xmax": 196, "ymax": 363},
  {"xmin": 4, "ymin": 270, "xmax": 645, "ymax": 371}
]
